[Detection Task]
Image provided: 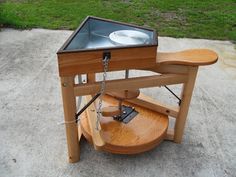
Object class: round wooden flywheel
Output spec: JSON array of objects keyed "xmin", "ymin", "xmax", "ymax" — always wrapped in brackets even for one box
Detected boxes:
[{"xmin": 80, "ymin": 95, "xmax": 169, "ymax": 154}]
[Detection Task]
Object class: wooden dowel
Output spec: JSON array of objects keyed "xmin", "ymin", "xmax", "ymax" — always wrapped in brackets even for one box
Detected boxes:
[
  {"xmin": 74, "ymin": 74, "xmax": 188, "ymax": 96},
  {"xmin": 174, "ymin": 66, "xmax": 198, "ymax": 143},
  {"xmin": 60, "ymin": 76, "xmax": 80, "ymax": 163}
]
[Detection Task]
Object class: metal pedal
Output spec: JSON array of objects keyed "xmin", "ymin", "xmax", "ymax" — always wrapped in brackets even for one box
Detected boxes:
[{"xmin": 113, "ymin": 105, "xmax": 138, "ymax": 124}]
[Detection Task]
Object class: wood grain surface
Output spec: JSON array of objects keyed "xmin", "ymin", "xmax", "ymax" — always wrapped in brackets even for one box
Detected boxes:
[
  {"xmin": 57, "ymin": 46, "xmax": 156, "ymax": 76},
  {"xmin": 107, "ymin": 89, "xmax": 140, "ymax": 100},
  {"xmin": 80, "ymin": 95, "xmax": 169, "ymax": 154},
  {"xmin": 157, "ymin": 49, "xmax": 218, "ymax": 66}
]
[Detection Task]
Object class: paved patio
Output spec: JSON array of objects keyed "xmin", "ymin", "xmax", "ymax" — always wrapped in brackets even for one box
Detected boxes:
[{"xmin": 0, "ymin": 28, "xmax": 235, "ymax": 177}]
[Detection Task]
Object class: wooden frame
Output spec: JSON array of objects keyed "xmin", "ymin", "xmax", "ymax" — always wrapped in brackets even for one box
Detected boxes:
[
  {"xmin": 57, "ymin": 16, "xmax": 158, "ymax": 76},
  {"xmin": 58, "ymin": 49, "xmax": 218, "ymax": 163}
]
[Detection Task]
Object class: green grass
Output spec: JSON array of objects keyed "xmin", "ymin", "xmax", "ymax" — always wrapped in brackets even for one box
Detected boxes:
[{"xmin": 0, "ymin": 0, "xmax": 235, "ymax": 41}]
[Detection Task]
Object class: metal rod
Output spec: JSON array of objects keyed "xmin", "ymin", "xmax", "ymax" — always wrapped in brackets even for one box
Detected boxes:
[
  {"xmin": 164, "ymin": 86, "xmax": 182, "ymax": 105},
  {"xmin": 75, "ymin": 93, "xmax": 101, "ymax": 122}
]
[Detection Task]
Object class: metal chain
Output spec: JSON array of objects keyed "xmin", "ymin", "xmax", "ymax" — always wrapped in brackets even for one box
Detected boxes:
[{"xmin": 96, "ymin": 56, "xmax": 109, "ymax": 130}]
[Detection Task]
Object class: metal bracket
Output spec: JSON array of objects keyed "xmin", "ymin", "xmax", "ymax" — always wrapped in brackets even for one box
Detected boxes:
[
  {"xmin": 113, "ymin": 105, "xmax": 138, "ymax": 124},
  {"xmin": 103, "ymin": 51, "xmax": 111, "ymax": 61}
]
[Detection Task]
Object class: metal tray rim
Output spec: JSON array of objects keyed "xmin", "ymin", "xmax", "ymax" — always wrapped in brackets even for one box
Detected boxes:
[{"xmin": 57, "ymin": 16, "xmax": 158, "ymax": 55}]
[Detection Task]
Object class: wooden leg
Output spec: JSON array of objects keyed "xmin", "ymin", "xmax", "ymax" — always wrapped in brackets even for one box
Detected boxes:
[
  {"xmin": 87, "ymin": 73, "xmax": 96, "ymax": 83},
  {"xmin": 60, "ymin": 76, "xmax": 80, "ymax": 163},
  {"xmin": 174, "ymin": 66, "xmax": 198, "ymax": 143}
]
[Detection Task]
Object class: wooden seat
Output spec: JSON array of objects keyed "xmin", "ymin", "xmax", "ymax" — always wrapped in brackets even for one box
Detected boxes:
[{"xmin": 156, "ymin": 49, "xmax": 218, "ymax": 66}]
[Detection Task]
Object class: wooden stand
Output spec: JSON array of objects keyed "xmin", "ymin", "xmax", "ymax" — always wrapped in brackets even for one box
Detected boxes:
[{"xmin": 58, "ymin": 49, "xmax": 218, "ymax": 162}]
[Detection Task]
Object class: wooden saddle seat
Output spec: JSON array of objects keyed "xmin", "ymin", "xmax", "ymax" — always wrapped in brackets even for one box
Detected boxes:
[
  {"xmin": 156, "ymin": 49, "xmax": 218, "ymax": 66},
  {"xmin": 80, "ymin": 94, "xmax": 169, "ymax": 154}
]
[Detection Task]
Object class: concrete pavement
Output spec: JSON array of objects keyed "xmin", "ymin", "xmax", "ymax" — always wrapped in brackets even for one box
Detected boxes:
[{"xmin": 0, "ymin": 28, "xmax": 235, "ymax": 177}]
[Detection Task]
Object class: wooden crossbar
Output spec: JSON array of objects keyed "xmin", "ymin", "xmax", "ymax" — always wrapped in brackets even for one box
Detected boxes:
[
  {"xmin": 126, "ymin": 93, "xmax": 179, "ymax": 117},
  {"xmin": 74, "ymin": 74, "xmax": 187, "ymax": 96}
]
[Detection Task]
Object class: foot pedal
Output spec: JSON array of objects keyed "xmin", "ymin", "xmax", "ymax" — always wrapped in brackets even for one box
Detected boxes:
[{"xmin": 113, "ymin": 105, "xmax": 138, "ymax": 124}]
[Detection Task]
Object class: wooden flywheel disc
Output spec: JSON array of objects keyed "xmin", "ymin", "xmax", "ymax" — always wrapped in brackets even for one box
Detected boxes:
[{"xmin": 80, "ymin": 94, "xmax": 169, "ymax": 154}]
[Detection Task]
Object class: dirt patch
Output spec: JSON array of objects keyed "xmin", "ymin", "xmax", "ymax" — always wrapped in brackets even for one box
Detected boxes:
[{"xmin": 160, "ymin": 12, "xmax": 186, "ymax": 22}]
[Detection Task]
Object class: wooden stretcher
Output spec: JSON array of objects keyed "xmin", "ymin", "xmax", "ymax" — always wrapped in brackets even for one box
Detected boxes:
[{"xmin": 59, "ymin": 49, "xmax": 217, "ymax": 163}]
